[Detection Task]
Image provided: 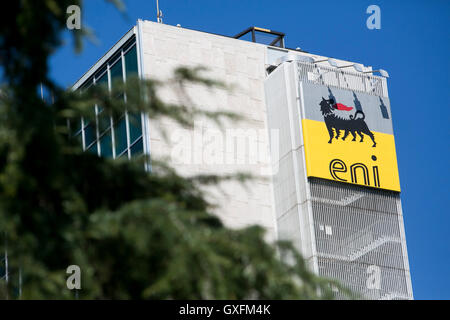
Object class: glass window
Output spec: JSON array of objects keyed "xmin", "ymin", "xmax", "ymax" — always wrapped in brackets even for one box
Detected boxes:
[
  {"xmin": 110, "ymin": 58, "xmax": 123, "ymax": 89},
  {"xmin": 128, "ymin": 113, "xmax": 142, "ymax": 144},
  {"xmin": 87, "ymin": 142, "xmax": 98, "ymax": 155},
  {"xmin": 124, "ymin": 45, "xmax": 138, "ymax": 78},
  {"xmin": 119, "ymin": 151, "xmax": 128, "ymax": 159},
  {"xmin": 95, "ymin": 71, "xmax": 108, "ymax": 113},
  {"xmin": 94, "ymin": 66, "xmax": 107, "ymax": 81},
  {"xmin": 98, "ymin": 111, "xmax": 111, "ymax": 134},
  {"xmin": 130, "ymin": 137, "xmax": 143, "ymax": 156},
  {"xmin": 73, "ymin": 38, "xmax": 145, "ymax": 162},
  {"xmin": 100, "ymin": 129, "xmax": 113, "ymax": 158},
  {"xmin": 85, "ymin": 124, "xmax": 96, "ymax": 148},
  {"xmin": 114, "ymin": 117, "xmax": 127, "ymax": 156},
  {"xmin": 79, "ymin": 78, "xmax": 93, "ymax": 92},
  {"xmin": 71, "ymin": 119, "xmax": 82, "ymax": 136},
  {"xmin": 110, "ymin": 51, "xmax": 122, "ymax": 66},
  {"xmin": 96, "ymin": 71, "xmax": 108, "ymax": 87}
]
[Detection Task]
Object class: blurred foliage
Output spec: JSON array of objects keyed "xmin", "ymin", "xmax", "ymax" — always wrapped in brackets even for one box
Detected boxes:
[{"xmin": 0, "ymin": 1, "xmax": 351, "ymax": 299}]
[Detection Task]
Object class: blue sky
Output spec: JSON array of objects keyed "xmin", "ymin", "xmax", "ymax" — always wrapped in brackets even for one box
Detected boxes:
[{"xmin": 50, "ymin": 0, "xmax": 450, "ymax": 299}]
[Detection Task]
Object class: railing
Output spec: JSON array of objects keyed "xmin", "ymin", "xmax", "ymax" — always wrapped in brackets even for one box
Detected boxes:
[
  {"xmin": 235, "ymin": 26, "xmax": 285, "ymax": 48},
  {"xmin": 296, "ymin": 61, "xmax": 388, "ymax": 97}
]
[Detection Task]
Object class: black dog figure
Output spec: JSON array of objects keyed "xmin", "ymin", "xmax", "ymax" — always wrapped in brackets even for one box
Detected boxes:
[{"xmin": 319, "ymin": 97, "xmax": 376, "ymax": 147}]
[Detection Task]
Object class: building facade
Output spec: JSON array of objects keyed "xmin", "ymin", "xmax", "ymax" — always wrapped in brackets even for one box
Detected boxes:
[{"xmin": 72, "ymin": 20, "xmax": 413, "ymax": 299}]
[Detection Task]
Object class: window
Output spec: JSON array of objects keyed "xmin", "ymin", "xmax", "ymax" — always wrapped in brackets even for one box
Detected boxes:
[
  {"xmin": 72, "ymin": 38, "xmax": 144, "ymax": 160},
  {"xmin": 128, "ymin": 113, "xmax": 142, "ymax": 145},
  {"xmin": 87, "ymin": 142, "xmax": 98, "ymax": 155},
  {"xmin": 110, "ymin": 58, "xmax": 123, "ymax": 90},
  {"xmin": 99, "ymin": 130, "xmax": 113, "ymax": 158},
  {"xmin": 130, "ymin": 137, "xmax": 143, "ymax": 156},
  {"xmin": 72, "ymin": 79, "xmax": 93, "ymax": 142},
  {"xmin": 125, "ymin": 45, "xmax": 138, "ymax": 77},
  {"xmin": 84, "ymin": 124, "xmax": 96, "ymax": 148},
  {"xmin": 96, "ymin": 71, "xmax": 108, "ymax": 115},
  {"xmin": 114, "ymin": 117, "xmax": 128, "ymax": 157},
  {"xmin": 98, "ymin": 111, "xmax": 111, "ymax": 135}
]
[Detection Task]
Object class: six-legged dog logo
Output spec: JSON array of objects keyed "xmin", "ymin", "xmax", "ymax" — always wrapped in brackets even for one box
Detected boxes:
[{"xmin": 319, "ymin": 97, "xmax": 376, "ymax": 147}]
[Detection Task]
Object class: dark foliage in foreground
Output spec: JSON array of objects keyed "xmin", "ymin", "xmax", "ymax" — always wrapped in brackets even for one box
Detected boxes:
[{"xmin": 0, "ymin": 0, "xmax": 350, "ymax": 299}]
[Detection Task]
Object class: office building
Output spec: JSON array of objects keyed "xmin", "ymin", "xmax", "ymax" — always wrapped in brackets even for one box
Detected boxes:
[{"xmin": 71, "ymin": 20, "xmax": 413, "ymax": 299}]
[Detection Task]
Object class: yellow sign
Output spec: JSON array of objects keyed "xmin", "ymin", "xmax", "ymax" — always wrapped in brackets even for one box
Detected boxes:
[{"xmin": 302, "ymin": 119, "xmax": 401, "ymax": 192}]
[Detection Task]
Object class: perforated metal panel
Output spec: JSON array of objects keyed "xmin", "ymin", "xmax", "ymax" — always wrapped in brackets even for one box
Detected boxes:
[{"xmin": 309, "ymin": 178, "xmax": 412, "ymax": 300}]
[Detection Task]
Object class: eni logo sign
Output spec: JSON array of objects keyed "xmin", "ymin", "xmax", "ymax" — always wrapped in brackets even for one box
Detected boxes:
[
  {"xmin": 319, "ymin": 98, "xmax": 376, "ymax": 147},
  {"xmin": 329, "ymin": 157, "xmax": 380, "ymax": 188},
  {"xmin": 302, "ymin": 93, "xmax": 400, "ymax": 192}
]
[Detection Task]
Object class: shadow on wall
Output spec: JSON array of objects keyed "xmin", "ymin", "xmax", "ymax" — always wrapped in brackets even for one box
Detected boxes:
[
  {"xmin": 327, "ymin": 88, "xmax": 389, "ymax": 120},
  {"xmin": 328, "ymin": 87, "xmax": 336, "ymax": 104},
  {"xmin": 379, "ymin": 97, "xmax": 390, "ymax": 119},
  {"xmin": 353, "ymin": 91, "xmax": 363, "ymax": 112}
]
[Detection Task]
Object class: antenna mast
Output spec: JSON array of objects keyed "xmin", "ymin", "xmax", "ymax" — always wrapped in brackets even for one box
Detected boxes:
[{"xmin": 156, "ymin": 0, "xmax": 163, "ymax": 23}]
